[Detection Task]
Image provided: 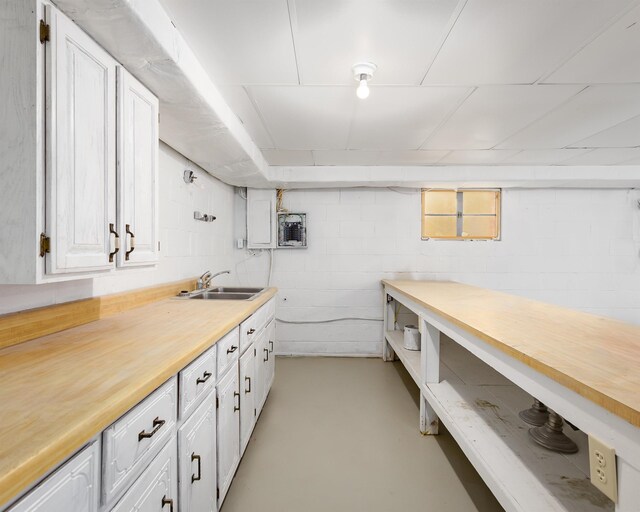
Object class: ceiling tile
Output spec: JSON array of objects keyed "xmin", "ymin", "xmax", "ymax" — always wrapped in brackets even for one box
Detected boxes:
[
  {"xmin": 158, "ymin": 0, "xmax": 298, "ymax": 84},
  {"xmin": 544, "ymin": 4, "xmax": 640, "ymax": 84},
  {"xmin": 217, "ymin": 85, "xmax": 275, "ymax": 148},
  {"xmin": 423, "ymin": 85, "xmax": 582, "ymax": 150},
  {"xmin": 497, "ymin": 85, "xmax": 640, "ymax": 149},
  {"xmin": 292, "ymin": 0, "xmax": 460, "ymax": 85},
  {"xmin": 312, "ymin": 150, "xmax": 450, "ymax": 166},
  {"xmin": 348, "ymin": 86, "xmax": 472, "ymax": 150},
  {"xmin": 560, "ymin": 148, "xmax": 640, "ymax": 165},
  {"xmin": 424, "ymin": 0, "xmax": 635, "ymax": 85},
  {"xmin": 570, "ymin": 114, "xmax": 640, "ymax": 148},
  {"xmin": 262, "ymin": 149, "xmax": 314, "ymax": 165},
  {"xmin": 438, "ymin": 150, "xmax": 519, "ymax": 165},
  {"xmin": 504, "ymin": 149, "xmax": 592, "ymax": 165},
  {"xmin": 249, "ymin": 86, "xmax": 355, "ymax": 149}
]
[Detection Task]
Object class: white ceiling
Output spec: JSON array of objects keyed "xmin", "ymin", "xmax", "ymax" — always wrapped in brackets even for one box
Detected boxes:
[{"xmin": 158, "ymin": 0, "xmax": 640, "ymax": 167}]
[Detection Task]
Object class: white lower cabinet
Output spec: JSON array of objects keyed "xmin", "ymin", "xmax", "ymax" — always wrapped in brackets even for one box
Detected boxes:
[
  {"xmin": 216, "ymin": 366, "xmax": 240, "ymax": 507},
  {"xmin": 102, "ymin": 378, "xmax": 177, "ymax": 506},
  {"xmin": 266, "ymin": 320, "xmax": 276, "ymax": 391},
  {"xmin": 255, "ymin": 321, "xmax": 275, "ymax": 417},
  {"xmin": 8, "ymin": 442, "xmax": 100, "ymax": 512},
  {"xmin": 239, "ymin": 347, "xmax": 256, "ymax": 454},
  {"xmin": 178, "ymin": 395, "xmax": 217, "ymax": 512},
  {"xmin": 5, "ymin": 299, "xmax": 277, "ymax": 512},
  {"xmin": 254, "ymin": 330, "xmax": 268, "ymax": 416},
  {"xmin": 110, "ymin": 438, "xmax": 178, "ymax": 512}
]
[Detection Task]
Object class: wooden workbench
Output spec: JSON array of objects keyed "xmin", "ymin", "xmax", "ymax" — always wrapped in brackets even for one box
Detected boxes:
[
  {"xmin": 0, "ymin": 288, "xmax": 277, "ymax": 508},
  {"xmin": 381, "ymin": 279, "xmax": 640, "ymax": 512}
]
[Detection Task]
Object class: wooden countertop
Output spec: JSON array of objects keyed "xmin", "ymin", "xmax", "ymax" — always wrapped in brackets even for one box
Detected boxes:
[
  {"xmin": 0, "ymin": 288, "xmax": 277, "ymax": 507},
  {"xmin": 383, "ymin": 280, "xmax": 640, "ymax": 429}
]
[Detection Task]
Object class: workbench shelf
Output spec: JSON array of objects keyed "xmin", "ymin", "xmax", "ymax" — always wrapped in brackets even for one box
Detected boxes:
[
  {"xmin": 384, "ymin": 330, "xmax": 421, "ymax": 386},
  {"xmin": 383, "ymin": 295, "xmax": 614, "ymax": 512}
]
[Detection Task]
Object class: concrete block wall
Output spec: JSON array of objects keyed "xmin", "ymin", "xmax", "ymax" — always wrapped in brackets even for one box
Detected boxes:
[
  {"xmin": 0, "ymin": 143, "xmax": 238, "ymax": 315},
  {"xmin": 241, "ymin": 187, "xmax": 640, "ymax": 356}
]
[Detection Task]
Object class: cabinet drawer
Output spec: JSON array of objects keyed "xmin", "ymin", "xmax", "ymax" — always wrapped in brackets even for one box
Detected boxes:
[
  {"xmin": 8, "ymin": 442, "xmax": 100, "ymax": 512},
  {"xmin": 216, "ymin": 328, "xmax": 240, "ymax": 377},
  {"xmin": 102, "ymin": 377, "xmax": 177, "ymax": 506},
  {"xmin": 239, "ymin": 299, "xmax": 275, "ymax": 353},
  {"xmin": 179, "ymin": 346, "xmax": 216, "ymax": 420},
  {"xmin": 110, "ymin": 438, "xmax": 178, "ymax": 512}
]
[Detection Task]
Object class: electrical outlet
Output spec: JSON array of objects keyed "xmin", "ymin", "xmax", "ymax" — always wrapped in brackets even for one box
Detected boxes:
[{"xmin": 588, "ymin": 435, "xmax": 617, "ymax": 503}]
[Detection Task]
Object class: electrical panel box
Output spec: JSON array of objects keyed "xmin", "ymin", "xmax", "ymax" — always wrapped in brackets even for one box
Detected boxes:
[
  {"xmin": 246, "ymin": 189, "xmax": 276, "ymax": 249},
  {"xmin": 277, "ymin": 213, "xmax": 307, "ymax": 248}
]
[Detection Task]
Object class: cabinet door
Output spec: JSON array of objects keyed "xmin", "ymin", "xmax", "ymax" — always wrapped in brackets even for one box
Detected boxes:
[
  {"xmin": 45, "ymin": 5, "xmax": 116, "ymax": 274},
  {"xmin": 246, "ymin": 189, "xmax": 276, "ymax": 249},
  {"xmin": 178, "ymin": 395, "xmax": 216, "ymax": 512},
  {"xmin": 116, "ymin": 67, "xmax": 159, "ymax": 267},
  {"xmin": 239, "ymin": 347, "xmax": 255, "ymax": 454},
  {"xmin": 216, "ymin": 367, "xmax": 240, "ymax": 506},
  {"xmin": 266, "ymin": 319, "xmax": 276, "ymax": 392},
  {"xmin": 254, "ymin": 331, "xmax": 268, "ymax": 417},
  {"xmin": 8, "ymin": 442, "xmax": 99, "ymax": 512},
  {"xmin": 110, "ymin": 438, "xmax": 178, "ymax": 512}
]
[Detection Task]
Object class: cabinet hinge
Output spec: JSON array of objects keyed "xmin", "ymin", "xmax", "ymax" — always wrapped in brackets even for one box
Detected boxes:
[
  {"xmin": 39, "ymin": 20, "xmax": 50, "ymax": 44},
  {"xmin": 217, "ymin": 487, "xmax": 220, "ymax": 500},
  {"xmin": 39, "ymin": 233, "xmax": 50, "ymax": 257},
  {"xmin": 254, "ymin": 348, "xmax": 256, "ymax": 356},
  {"xmin": 254, "ymin": 408, "xmax": 256, "ymax": 417},
  {"xmin": 216, "ymin": 396, "xmax": 219, "ymax": 409}
]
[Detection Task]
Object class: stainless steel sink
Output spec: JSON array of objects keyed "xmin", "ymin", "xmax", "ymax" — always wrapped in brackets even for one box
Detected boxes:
[
  {"xmin": 177, "ymin": 286, "xmax": 266, "ymax": 301},
  {"xmin": 207, "ymin": 287, "xmax": 264, "ymax": 294},
  {"xmin": 189, "ymin": 292, "xmax": 255, "ymax": 300}
]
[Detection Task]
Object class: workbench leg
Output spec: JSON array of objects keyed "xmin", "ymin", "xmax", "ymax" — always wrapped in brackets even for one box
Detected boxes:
[
  {"xmin": 420, "ymin": 392, "xmax": 439, "ymax": 435},
  {"xmin": 422, "ymin": 319, "xmax": 440, "ymax": 385},
  {"xmin": 420, "ymin": 317, "xmax": 440, "ymax": 435},
  {"xmin": 382, "ymin": 292, "xmax": 395, "ymax": 362}
]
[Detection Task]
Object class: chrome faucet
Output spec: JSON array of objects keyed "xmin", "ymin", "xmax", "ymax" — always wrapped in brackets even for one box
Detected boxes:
[{"xmin": 197, "ymin": 270, "xmax": 231, "ymax": 290}]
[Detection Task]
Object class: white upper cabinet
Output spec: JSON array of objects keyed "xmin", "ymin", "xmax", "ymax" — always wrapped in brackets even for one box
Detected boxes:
[
  {"xmin": 116, "ymin": 68, "xmax": 159, "ymax": 267},
  {"xmin": 0, "ymin": 2, "xmax": 159, "ymax": 283},
  {"xmin": 45, "ymin": 4, "xmax": 117, "ymax": 274},
  {"xmin": 247, "ymin": 189, "xmax": 276, "ymax": 249}
]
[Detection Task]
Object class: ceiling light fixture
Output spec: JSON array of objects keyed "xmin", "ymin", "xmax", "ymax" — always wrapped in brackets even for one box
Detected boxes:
[{"xmin": 352, "ymin": 62, "xmax": 377, "ymax": 100}]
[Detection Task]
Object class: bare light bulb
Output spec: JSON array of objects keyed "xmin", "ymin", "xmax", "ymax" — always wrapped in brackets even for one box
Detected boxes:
[{"xmin": 356, "ymin": 78, "xmax": 370, "ymax": 99}]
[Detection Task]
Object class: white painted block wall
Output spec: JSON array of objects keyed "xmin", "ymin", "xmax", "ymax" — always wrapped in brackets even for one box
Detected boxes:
[
  {"xmin": 240, "ymin": 188, "xmax": 640, "ymax": 356},
  {"xmin": 0, "ymin": 143, "xmax": 238, "ymax": 315}
]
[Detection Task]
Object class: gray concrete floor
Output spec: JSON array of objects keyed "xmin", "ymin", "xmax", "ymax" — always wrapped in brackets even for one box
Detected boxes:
[{"xmin": 222, "ymin": 357, "xmax": 504, "ymax": 512}]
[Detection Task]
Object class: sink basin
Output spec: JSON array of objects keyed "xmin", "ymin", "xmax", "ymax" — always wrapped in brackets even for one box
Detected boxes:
[
  {"xmin": 207, "ymin": 287, "xmax": 264, "ymax": 294},
  {"xmin": 189, "ymin": 292, "xmax": 255, "ymax": 300}
]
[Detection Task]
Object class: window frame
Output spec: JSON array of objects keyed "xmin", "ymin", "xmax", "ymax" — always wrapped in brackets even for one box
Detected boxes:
[{"xmin": 421, "ymin": 188, "xmax": 501, "ymax": 241}]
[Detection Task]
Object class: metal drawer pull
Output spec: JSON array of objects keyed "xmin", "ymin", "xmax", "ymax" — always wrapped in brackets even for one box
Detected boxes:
[
  {"xmin": 269, "ymin": 340, "xmax": 274, "ymax": 353},
  {"xmin": 234, "ymin": 391, "xmax": 240, "ymax": 412},
  {"xmin": 138, "ymin": 417, "xmax": 165, "ymax": 441},
  {"xmin": 196, "ymin": 371, "xmax": 212, "ymax": 385},
  {"xmin": 227, "ymin": 345, "xmax": 238, "ymax": 354},
  {"xmin": 264, "ymin": 348, "xmax": 269, "ymax": 362},
  {"xmin": 125, "ymin": 224, "xmax": 136, "ymax": 261},
  {"xmin": 108, "ymin": 223, "xmax": 120, "ymax": 262},
  {"xmin": 247, "ymin": 328, "xmax": 256, "ymax": 335},
  {"xmin": 245, "ymin": 376, "xmax": 251, "ymax": 393},
  {"xmin": 191, "ymin": 453, "xmax": 202, "ymax": 483},
  {"xmin": 161, "ymin": 496, "xmax": 174, "ymax": 511}
]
